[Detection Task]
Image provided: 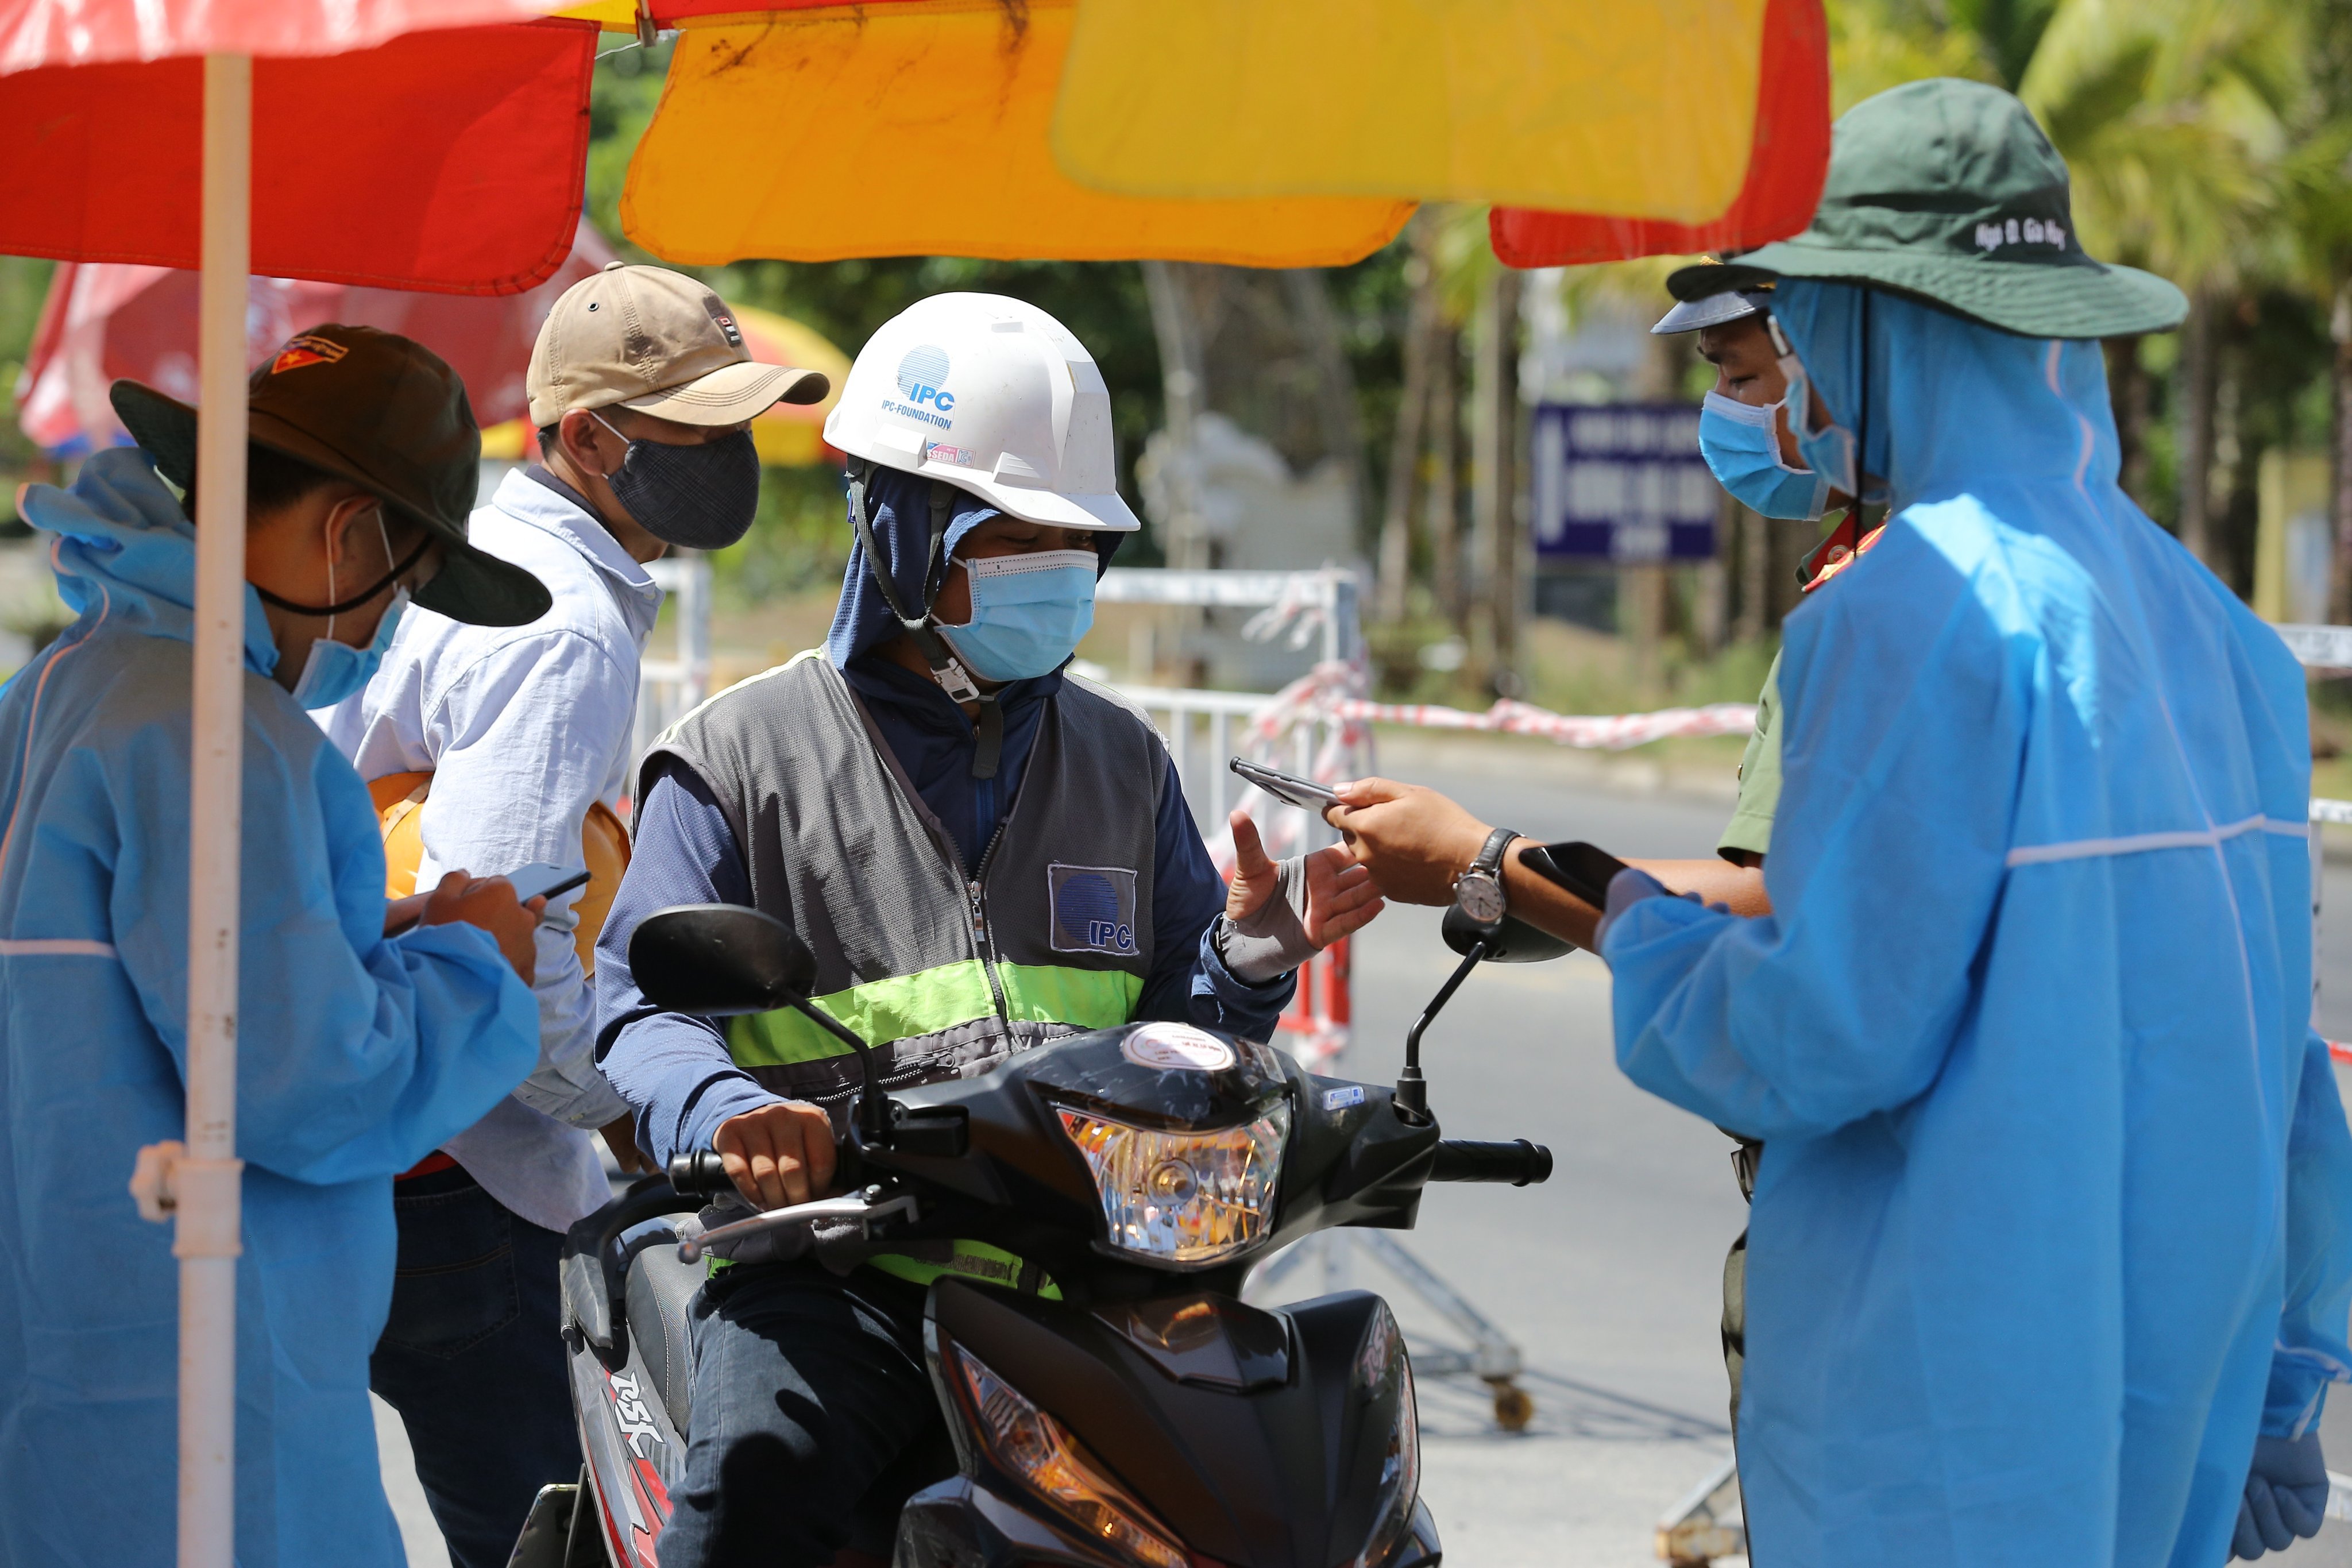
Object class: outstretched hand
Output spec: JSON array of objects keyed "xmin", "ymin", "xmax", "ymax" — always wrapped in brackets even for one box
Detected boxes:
[
  {"xmin": 1322, "ymin": 778, "xmax": 1494, "ymax": 906},
  {"xmin": 1226, "ymin": 809, "xmax": 1386, "ymax": 949}
]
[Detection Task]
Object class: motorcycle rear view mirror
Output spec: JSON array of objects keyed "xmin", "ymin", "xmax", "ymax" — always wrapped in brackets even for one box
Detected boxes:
[
  {"xmin": 1440, "ymin": 904, "xmax": 1573, "ymax": 963},
  {"xmin": 629, "ymin": 905, "xmax": 893, "ymax": 1146},
  {"xmin": 629, "ymin": 903, "xmax": 817, "ymax": 1015}
]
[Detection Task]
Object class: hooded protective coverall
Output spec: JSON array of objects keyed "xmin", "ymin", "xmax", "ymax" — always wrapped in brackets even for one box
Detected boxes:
[
  {"xmin": 1601, "ymin": 283, "xmax": 2352, "ymax": 1567},
  {"xmin": 0, "ymin": 450, "xmax": 540, "ymax": 1568}
]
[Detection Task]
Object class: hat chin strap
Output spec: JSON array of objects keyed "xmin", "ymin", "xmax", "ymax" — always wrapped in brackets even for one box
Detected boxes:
[
  {"xmin": 253, "ymin": 528, "xmax": 431, "ymax": 619},
  {"xmin": 844, "ymin": 456, "xmax": 1005, "ymax": 780}
]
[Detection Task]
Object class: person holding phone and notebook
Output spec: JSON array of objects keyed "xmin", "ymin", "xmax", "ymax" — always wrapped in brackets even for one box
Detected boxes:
[
  {"xmin": 0, "ymin": 328, "xmax": 547, "ymax": 1568},
  {"xmin": 1328, "ymin": 82, "xmax": 2352, "ymax": 1568}
]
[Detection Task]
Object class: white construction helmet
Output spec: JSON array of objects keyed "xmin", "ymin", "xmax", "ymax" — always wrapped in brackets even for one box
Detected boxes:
[{"xmin": 824, "ymin": 292, "xmax": 1141, "ymax": 533}]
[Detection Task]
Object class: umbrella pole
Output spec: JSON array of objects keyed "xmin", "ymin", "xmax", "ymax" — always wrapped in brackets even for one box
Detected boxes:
[{"xmin": 179, "ymin": 51, "xmax": 251, "ymax": 1568}]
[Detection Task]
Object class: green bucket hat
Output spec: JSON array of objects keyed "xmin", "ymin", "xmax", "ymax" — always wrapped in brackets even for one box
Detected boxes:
[{"xmin": 1668, "ymin": 78, "xmax": 2187, "ymax": 339}]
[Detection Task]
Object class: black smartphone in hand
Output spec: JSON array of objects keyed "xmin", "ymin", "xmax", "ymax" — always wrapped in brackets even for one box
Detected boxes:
[{"xmin": 1517, "ymin": 840, "xmax": 1629, "ymax": 907}]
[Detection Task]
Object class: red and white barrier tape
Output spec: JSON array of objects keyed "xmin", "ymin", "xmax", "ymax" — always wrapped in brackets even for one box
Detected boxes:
[
  {"xmin": 1329, "ymin": 696, "xmax": 1759, "ymax": 750},
  {"xmin": 1233, "ymin": 661, "xmax": 1759, "ymax": 754}
]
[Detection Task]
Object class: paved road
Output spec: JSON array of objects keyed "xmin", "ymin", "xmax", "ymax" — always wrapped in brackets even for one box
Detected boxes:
[{"xmin": 381, "ymin": 766, "xmax": 2352, "ymax": 1566}]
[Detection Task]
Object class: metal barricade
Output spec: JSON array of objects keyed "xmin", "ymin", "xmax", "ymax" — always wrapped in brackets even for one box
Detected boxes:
[{"xmin": 631, "ymin": 554, "xmax": 712, "ymax": 779}]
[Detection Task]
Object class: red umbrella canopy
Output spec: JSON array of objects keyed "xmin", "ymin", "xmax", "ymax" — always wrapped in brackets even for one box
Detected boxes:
[
  {"xmin": 1, "ymin": 0, "xmax": 543, "ymax": 68},
  {"xmin": 17, "ymin": 227, "xmax": 617, "ymax": 454},
  {"xmin": 0, "ymin": 0, "xmax": 596, "ymax": 296}
]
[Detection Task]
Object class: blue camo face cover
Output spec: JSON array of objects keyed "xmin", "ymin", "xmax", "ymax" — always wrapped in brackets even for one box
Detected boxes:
[
  {"xmin": 1698, "ymin": 391, "xmax": 1829, "ymax": 521},
  {"xmin": 938, "ymin": 547, "xmax": 1098, "ymax": 682}
]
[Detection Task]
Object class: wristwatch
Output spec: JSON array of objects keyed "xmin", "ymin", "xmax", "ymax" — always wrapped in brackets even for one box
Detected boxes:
[{"xmin": 1452, "ymin": 827, "xmax": 1518, "ymax": 926}]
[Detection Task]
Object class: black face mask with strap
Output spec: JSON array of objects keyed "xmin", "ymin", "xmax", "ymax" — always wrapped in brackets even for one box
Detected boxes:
[{"xmin": 844, "ymin": 455, "xmax": 1007, "ymax": 779}]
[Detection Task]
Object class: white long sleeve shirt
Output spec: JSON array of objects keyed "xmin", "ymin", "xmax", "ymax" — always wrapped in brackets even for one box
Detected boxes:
[{"xmin": 317, "ymin": 468, "xmax": 661, "ymax": 1233}]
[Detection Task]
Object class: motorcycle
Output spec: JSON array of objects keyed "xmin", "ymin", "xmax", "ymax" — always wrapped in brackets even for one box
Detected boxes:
[{"xmin": 509, "ymin": 899, "xmax": 1568, "ymax": 1568}]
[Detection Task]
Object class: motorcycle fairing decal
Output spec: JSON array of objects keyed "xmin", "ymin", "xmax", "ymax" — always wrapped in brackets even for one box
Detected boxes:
[
  {"xmin": 592, "ymin": 1371, "xmax": 675, "ymax": 1568},
  {"xmin": 608, "ymin": 1369, "xmax": 664, "ymax": 1460}
]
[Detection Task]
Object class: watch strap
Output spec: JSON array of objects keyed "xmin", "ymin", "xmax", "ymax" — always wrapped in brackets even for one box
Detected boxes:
[{"xmin": 1472, "ymin": 827, "xmax": 1518, "ymax": 876}]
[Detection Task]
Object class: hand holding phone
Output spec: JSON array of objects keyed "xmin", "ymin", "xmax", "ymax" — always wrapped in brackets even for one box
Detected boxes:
[
  {"xmin": 502, "ymin": 861, "xmax": 593, "ymax": 906},
  {"xmin": 384, "ymin": 863, "xmax": 587, "ymax": 940},
  {"xmin": 1229, "ymin": 756, "xmax": 1342, "ymax": 812},
  {"xmin": 1517, "ymin": 840, "xmax": 1631, "ymax": 907}
]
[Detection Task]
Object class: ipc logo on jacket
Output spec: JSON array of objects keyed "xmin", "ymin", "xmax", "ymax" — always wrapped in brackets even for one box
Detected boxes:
[{"xmin": 1049, "ymin": 863, "xmax": 1138, "ymax": 956}]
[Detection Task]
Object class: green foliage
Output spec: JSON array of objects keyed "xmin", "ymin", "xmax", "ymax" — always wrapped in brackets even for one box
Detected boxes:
[
  {"xmin": 708, "ymin": 464, "xmax": 852, "ymax": 608},
  {"xmin": 0, "ymin": 257, "xmax": 56, "ymax": 524}
]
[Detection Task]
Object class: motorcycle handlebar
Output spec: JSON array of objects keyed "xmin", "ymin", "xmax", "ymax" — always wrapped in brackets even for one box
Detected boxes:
[
  {"xmin": 1428, "ymin": 1138, "xmax": 1553, "ymax": 1186},
  {"xmin": 668, "ymin": 1149, "xmax": 735, "ymax": 1200}
]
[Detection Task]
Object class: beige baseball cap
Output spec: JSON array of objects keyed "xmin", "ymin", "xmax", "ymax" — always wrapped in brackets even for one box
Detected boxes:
[{"xmin": 527, "ymin": 262, "xmax": 829, "ymax": 428}]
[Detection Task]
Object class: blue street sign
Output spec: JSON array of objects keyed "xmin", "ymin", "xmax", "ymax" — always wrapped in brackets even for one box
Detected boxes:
[{"xmin": 1531, "ymin": 402, "xmax": 1718, "ymax": 562}]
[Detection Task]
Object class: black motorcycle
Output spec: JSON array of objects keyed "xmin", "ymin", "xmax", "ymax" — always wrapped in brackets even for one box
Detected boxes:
[{"xmin": 510, "ymin": 901, "xmax": 1565, "ymax": 1568}]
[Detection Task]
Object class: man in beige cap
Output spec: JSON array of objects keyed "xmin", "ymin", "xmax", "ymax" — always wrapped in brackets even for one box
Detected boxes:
[{"xmin": 316, "ymin": 262, "xmax": 826, "ymax": 1568}]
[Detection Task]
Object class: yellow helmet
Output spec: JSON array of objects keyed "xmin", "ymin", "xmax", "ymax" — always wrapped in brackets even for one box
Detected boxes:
[{"xmin": 369, "ymin": 771, "xmax": 630, "ymax": 975}]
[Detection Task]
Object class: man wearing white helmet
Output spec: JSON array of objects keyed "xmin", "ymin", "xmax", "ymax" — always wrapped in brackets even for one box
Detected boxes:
[{"xmin": 593, "ymin": 293, "xmax": 1384, "ymax": 1567}]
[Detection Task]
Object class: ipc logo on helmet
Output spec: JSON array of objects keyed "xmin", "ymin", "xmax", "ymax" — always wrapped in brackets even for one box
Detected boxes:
[{"xmin": 895, "ymin": 345, "xmax": 955, "ymax": 412}]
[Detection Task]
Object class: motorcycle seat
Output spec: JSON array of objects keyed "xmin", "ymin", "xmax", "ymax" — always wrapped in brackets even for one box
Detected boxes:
[{"xmin": 626, "ymin": 1241, "xmax": 704, "ymax": 1439}]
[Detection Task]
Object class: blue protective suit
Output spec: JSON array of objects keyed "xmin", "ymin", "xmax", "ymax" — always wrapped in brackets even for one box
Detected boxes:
[
  {"xmin": 0, "ymin": 450, "xmax": 539, "ymax": 1568},
  {"xmin": 1602, "ymin": 283, "xmax": 2352, "ymax": 1566}
]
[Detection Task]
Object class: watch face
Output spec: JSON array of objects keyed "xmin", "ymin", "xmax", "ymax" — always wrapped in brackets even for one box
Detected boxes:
[{"xmin": 1456, "ymin": 872, "xmax": 1506, "ymax": 925}]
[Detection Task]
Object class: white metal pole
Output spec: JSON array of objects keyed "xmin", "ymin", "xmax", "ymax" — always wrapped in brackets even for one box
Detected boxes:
[{"xmin": 180, "ymin": 51, "xmax": 252, "ymax": 1568}]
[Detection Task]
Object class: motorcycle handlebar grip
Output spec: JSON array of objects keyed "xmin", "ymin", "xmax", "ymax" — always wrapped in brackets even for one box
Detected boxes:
[
  {"xmin": 1429, "ymin": 1138, "xmax": 1554, "ymax": 1186},
  {"xmin": 667, "ymin": 1149, "xmax": 734, "ymax": 1200}
]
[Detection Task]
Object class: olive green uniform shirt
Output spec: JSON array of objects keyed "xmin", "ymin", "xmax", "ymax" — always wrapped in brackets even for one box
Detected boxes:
[{"xmin": 1717, "ymin": 654, "xmax": 1782, "ymax": 863}]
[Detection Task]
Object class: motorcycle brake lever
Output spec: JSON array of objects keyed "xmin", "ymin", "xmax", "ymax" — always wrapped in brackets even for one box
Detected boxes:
[{"xmin": 677, "ymin": 1189, "xmax": 917, "ymax": 1264}]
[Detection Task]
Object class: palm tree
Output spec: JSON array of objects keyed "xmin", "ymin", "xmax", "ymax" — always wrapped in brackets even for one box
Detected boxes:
[{"xmin": 2021, "ymin": 0, "xmax": 2308, "ymax": 565}]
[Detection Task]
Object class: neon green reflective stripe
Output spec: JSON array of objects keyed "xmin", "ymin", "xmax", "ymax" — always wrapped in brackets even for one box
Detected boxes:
[
  {"xmin": 995, "ymin": 963, "xmax": 1142, "ymax": 1030},
  {"xmin": 725, "ymin": 960, "xmax": 1001, "ymax": 1066},
  {"xmin": 867, "ymin": 1242, "xmax": 1061, "ymax": 1300}
]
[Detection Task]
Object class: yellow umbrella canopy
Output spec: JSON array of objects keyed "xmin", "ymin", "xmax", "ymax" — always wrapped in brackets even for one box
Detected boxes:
[
  {"xmin": 612, "ymin": 0, "xmax": 1415, "ymax": 267},
  {"xmin": 730, "ymin": 303, "xmax": 849, "ymax": 465},
  {"xmin": 1052, "ymin": 0, "xmax": 1769, "ymax": 221}
]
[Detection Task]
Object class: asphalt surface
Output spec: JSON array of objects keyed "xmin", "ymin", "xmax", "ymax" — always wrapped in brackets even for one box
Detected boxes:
[{"xmin": 379, "ymin": 764, "xmax": 2352, "ymax": 1566}]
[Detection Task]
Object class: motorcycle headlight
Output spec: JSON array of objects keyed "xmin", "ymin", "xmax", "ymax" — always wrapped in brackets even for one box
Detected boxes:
[
  {"xmin": 1353, "ymin": 1304, "xmax": 1422, "ymax": 1568},
  {"xmin": 952, "ymin": 1344, "xmax": 1190, "ymax": 1568},
  {"xmin": 1057, "ymin": 1102, "xmax": 1289, "ymax": 1267}
]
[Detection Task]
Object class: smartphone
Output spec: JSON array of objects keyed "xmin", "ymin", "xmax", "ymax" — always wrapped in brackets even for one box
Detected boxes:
[
  {"xmin": 503, "ymin": 862, "xmax": 593, "ymax": 905},
  {"xmin": 1519, "ymin": 840, "xmax": 1629, "ymax": 907},
  {"xmin": 1229, "ymin": 756, "xmax": 1342, "ymax": 812}
]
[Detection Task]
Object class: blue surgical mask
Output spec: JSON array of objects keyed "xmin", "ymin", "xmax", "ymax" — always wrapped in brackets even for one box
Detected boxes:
[
  {"xmin": 1779, "ymin": 342, "xmax": 1889, "ymax": 508},
  {"xmin": 293, "ymin": 511, "xmax": 410, "ymax": 709},
  {"xmin": 936, "ymin": 548, "xmax": 1098, "ymax": 682},
  {"xmin": 1698, "ymin": 391, "xmax": 1828, "ymax": 520}
]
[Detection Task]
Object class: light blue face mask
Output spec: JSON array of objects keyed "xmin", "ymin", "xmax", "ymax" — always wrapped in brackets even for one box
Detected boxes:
[
  {"xmin": 293, "ymin": 512, "xmax": 411, "ymax": 709},
  {"xmin": 1774, "ymin": 318, "xmax": 1890, "ymax": 508},
  {"xmin": 937, "ymin": 547, "xmax": 1098, "ymax": 683},
  {"xmin": 1698, "ymin": 391, "xmax": 1829, "ymax": 520}
]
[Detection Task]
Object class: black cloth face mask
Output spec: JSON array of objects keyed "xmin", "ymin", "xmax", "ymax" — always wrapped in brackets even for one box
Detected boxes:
[{"xmin": 591, "ymin": 414, "xmax": 762, "ymax": 549}]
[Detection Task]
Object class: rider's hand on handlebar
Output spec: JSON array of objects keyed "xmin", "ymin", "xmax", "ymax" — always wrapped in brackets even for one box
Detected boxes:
[
  {"xmin": 416, "ymin": 871, "xmax": 545, "ymax": 984},
  {"xmin": 1322, "ymin": 779, "xmax": 1493, "ymax": 906},
  {"xmin": 715, "ymin": 1100, "xmax": 838, "ymax": 1210},
  {"xmin": 1226, "ymin": 810, "xmax": 1385, "ymax": 948}
]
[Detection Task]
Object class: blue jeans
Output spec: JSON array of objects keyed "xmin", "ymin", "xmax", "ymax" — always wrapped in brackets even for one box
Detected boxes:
[
  {"xmin": 657, "ymin": 1262, "xmax": 952, "ymax": 1568},
  {"xmin": 369, "ymin": 1164, "xmax": 580, "ymax": 1568}
]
